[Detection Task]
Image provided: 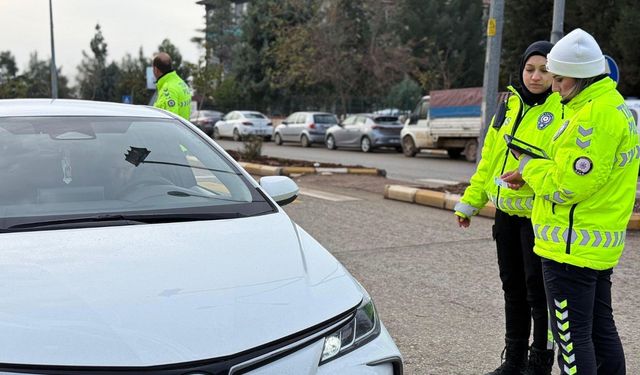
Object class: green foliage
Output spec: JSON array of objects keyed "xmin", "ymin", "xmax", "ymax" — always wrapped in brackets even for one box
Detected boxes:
[
  {"xmin": 612, "ymin": 0, "xmax": 640, "ymax": 93},
  {"xmin": 500, "ymin": 1, "xmax": 553, "ymax": 88},
  {"xmin": 213, "ymin": 76, "xmax": 242, "ymax": 112},
  {"xmin": 385, "ymin": 76, "xmax": 422, "ymax": 111},
  {"xmin": 238, "ymin": 135, "xmax": 263, "ymax": 161},
  {"xmin": 192, "ymin": 0, "xmax": 238, "ymax": 71},
  {"xmin": 395, "ymin": 0, "xmax": 484, "ymax": 91},
  {"xmin": 115, "ymin": 48, "xmax": 152, "ymax": 105},
  {"xmin": 77, "ymin": 24, "xmax": 121, "ymax": 101},
  {"xmin": 0, "ymin": 51, "xmax": 71, "ymax": 99}
]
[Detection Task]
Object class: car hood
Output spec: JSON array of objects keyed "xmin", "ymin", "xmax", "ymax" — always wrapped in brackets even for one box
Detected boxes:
[{"xmin": 0, "ymin": 212, "xmax": 362, "ymax": 366}]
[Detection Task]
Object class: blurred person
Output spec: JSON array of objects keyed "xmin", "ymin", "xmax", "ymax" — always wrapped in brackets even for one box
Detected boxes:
[
  {"xmin": 502, "ymin": 28, "xmax": 638, "ymax": 375},
  {"xmin": 153, "ymin": 52, "xmax": 191, "ymax": 120},
  {"xmin": 454, "ymin": 41, "xmax": 565, "ymax": 375}
]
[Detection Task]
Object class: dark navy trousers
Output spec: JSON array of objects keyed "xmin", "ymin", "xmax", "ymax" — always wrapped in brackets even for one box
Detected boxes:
[
  {"xmin": 542, "ymin": 258, "xmax": 625, "ymax": 375},
  {"xmin": 493, "ymin": 210, "xmax": 549, "ymax": 349}
]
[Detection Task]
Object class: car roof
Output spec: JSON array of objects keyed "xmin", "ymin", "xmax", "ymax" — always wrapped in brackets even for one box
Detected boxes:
[{"xmin": 0, "ymin": 99, "xmax": 174, "ymax": 119}]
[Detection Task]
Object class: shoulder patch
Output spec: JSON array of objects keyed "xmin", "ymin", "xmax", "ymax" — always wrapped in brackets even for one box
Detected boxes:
[
  {"xmin": 573, "ymin": 157, "xmax": 593, "ymax": 176},
  {"xmin": 537, "ymin": 112, "xmax": 554, "ymax": 130},
  {"xmin": 167, "ymin": 99, "xmax": 176, "ymax": 107}
]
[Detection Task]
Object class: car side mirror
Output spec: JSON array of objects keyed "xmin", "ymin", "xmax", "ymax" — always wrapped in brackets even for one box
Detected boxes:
[
  {"xmin": 410, "ymin": 114, "xmax": 418, "ymax": 123},
  {"xmin": 259, "ymin": 176, "xmax": 298, "ymax": 206}
]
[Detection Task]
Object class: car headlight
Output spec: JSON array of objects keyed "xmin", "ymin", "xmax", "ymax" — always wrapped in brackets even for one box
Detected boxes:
[{"xmin": 319, "ymin": 294, "xmax": 380, "ymax": 365}]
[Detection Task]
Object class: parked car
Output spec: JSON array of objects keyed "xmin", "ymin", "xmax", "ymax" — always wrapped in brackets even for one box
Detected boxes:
[
  {"xmin": 190, "ymin": 109, "xmax": 223, "ymax": 136},
  {"xmin": 0, "ymin": 99, "xmax": 403, "ymax": 374},
  {"xmin": 273, "ymin": 112, "xmax": 338, "ymax": 147},
  {"xmin": 325, "ymin": 114, "xmax": 404, "ymax": 153},
  {"xmin": 214, "ymin": 110, "xmax": 272, "ymax": 141}
]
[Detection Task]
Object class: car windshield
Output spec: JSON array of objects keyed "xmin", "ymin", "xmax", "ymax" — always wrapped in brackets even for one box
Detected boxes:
[
  {"xmin": 314, "ymin": 114, "xmax": 338, "ymax": 124},
  {"xmin": 244, "ymin": 113, "xmax": 266, "ymax": 119},
  {"xmin": 0, "ymin": 116, "xmax": 275, "ymax": 231}
]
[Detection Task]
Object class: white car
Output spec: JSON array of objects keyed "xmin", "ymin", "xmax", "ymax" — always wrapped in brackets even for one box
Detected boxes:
[
  {"xmin": 0, "ymin": 99, "xmax": 403, "ymax": 374},
  {"xmin": 214, "ymin": 110, "xmax": 273, "ymax": 141}
]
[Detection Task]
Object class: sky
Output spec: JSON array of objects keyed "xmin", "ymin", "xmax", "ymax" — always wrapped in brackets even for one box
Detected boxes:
[{"xmin": 0, "ymin": 0, "xmax": 205, "ymax": 82}]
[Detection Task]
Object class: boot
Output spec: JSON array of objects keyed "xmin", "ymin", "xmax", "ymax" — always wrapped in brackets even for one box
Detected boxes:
[
  {"xmin": 484, "ymin": 338, "xmax": 528, "ymax": 375},
  {"xmin": 522, "ymin": 346, "xmax": 554, "ymax": 375}
]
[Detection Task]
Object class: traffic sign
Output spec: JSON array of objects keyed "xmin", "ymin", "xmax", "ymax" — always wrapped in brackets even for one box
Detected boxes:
[
  {"xmin": 122, "ymin": 95, "xmax": 133, "ymax": 104},
  {"xmin": 604, "ymin": 55, "xmax": 619, "ymax": 84}
]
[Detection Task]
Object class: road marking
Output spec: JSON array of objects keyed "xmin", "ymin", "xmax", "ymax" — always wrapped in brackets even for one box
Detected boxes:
[{"xmin": 298, "ymin": 188, "xmax": 360, "ymax": 202}]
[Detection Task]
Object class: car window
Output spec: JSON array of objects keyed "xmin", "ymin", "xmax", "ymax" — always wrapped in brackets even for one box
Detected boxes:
[
  {"xmin": 244, "ymin": 113, "xmax": 266, "ymax": 119},
  {"xmin": 313, "ymin": 114, "xmax": 337, "ymax": 124},
  {"xmin": 355, "ymin": 116, "xmax": 367, "ymax": 125},
  {"xmin": 373, "ymin": 116, "xmax": 401, "ymax": 125},
  {"xmin": 343, "ymin": 116, "xmax": 356, "ymax": 125},
  {"xmin": 285, "ymin": 113, "xmax": 297, "ymax": 123},
  {"xmin": 0, "ymin": 116, "xmax": 275, "ymax": 231}
]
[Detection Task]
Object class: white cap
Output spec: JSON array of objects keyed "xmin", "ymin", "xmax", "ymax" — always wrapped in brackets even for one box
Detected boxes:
[{"xmin": 546, "ymin": 28, "xmax": 606, "ymax": 78}]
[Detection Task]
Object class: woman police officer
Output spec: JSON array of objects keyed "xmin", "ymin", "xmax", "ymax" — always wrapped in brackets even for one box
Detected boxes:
[
  {"xmin": 455, "ymin": 41, "xmax": 564, "ymax": 375},
  {"xmin": 502, "ymin": 28, "xmax": 638, "ymax": 375}
]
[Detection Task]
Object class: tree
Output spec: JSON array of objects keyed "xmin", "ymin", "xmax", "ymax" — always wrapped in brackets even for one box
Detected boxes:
[
  {"xmin": 188, "ymin": 56, "xmax": 224, "ymax": 109},
  {"xmin": 395, "ymin": 0, "xmax": 484, "ymax": 91},
  {"xmin": 612, "ymin": 0, "xmax": 640, "ymax": 94},
  {"xmin": 0, "ymin": 51, "xmax": 18, "ymax": 83},
  {"xmin": 77, "ymin": 24, "xmax": 120, "ymax": 101},
  {"xmin": 116, "ymin": 48, "xmax": 153, "ymax": 105},
  {"xmin": 192, "ymin": 0, "xmax": 239, "ymax": 72},
  {"xmin": 232, "ymin": 0, "xmax": 289, "ymax": 111}
]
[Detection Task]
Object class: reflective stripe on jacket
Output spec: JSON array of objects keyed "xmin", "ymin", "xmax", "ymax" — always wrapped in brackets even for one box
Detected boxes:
[
  {"xmin": 455, "ymin": 87, "xmax": 565, "ymax": 219},
  {"xmin": 520, "ymin": 77, "xmax": 639, "ymax": 270},
  {"xmin": 154, "ymin": 71, "xmax": 192, "ymax": 120}
]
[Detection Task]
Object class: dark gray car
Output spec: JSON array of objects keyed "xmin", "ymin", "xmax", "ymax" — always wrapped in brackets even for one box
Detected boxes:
[
  {"xmin": 325, "ymin": 114, "xmax": 403, "ymax": 152},
  {"xmin": 190, "ymin": 110, "xmax": 223, "ymax": 136}
]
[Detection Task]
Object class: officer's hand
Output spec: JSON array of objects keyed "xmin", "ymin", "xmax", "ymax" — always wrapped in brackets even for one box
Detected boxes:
[
  {"xmin": 500, "ymin": 170, "xmax": 524, "ymax": 190},
  {"xmin": 456, "ymin": 215, "xmax": 470, "ymax": 228}
]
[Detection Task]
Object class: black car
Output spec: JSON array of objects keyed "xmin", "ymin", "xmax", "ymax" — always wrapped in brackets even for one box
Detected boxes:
[{"xmin": 190, "ymin": 110, "xmax": 223, "ymax": 136}]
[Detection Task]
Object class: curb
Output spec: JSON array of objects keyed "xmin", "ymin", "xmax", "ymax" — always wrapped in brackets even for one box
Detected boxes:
[
  {"xmin": 384, "ymin": 184, "xmax": 640, "ymax": 231},
  {"xmin": 239, "ymin": 162, "xmax": 385, "ymax": 177}
]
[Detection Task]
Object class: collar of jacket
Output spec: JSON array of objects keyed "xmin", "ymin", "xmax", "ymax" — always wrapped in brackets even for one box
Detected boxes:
[
  {"xmin": 156, "ymin": 70, "xmax": 177, "ymax": 88},
  {"xmin": 566, "ymin": 76, "xmax": 616, "ymax": 111}
]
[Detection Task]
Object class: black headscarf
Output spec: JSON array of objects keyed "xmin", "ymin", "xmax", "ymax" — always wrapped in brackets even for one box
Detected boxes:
[{"xmin": 517, "ymin": 40, "xmax": 554, "ymax": 106}]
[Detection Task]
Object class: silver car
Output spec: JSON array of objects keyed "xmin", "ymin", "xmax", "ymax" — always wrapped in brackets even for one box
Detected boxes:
[
  {"xmin": 214, "ymin": 110, "xmax": 273, "ymax": 141},
  {"xmin": 273, "ymin": 112, "xmax": 338, "ymax": 147},
  {"xmin": 325, "ymin": 114, "xmax": 403, "ymax": 152}
]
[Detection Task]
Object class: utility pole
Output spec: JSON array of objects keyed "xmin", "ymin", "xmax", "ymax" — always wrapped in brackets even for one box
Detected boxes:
[
  {"xmin": 550, "ymin": 0, "xmax": 565, "ymax": 43},
  {"xmin": 49, "ymin": 0, "xmax": 59, "ymax": 99},
  {"xmin": 477, "ymin": 0, "xmax": 504, "ymax": 163}
]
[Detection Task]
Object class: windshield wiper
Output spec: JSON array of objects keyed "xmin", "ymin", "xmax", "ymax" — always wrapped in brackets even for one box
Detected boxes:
[
  {"xmin": 2, "ymin": 212, "xmax": 246, "ymax": 232},
  {"xmin": 167, "ymin": 190, "xmax": 247, "ymax": 203}
]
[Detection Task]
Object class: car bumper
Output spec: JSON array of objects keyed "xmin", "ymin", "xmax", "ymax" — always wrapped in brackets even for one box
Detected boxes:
[
  {"xmin": 241, "ymin": 128, "xmax": 272, "ymax": 137},
  {"xmin": 372, "ymin": 136, "xmax": 401, "ymax": 147},
  {"xmin": 307, "ymin": 133, "xmax": 326, "ymax": 144}
]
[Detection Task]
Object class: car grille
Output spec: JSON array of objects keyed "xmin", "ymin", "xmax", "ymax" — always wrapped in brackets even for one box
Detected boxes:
[{"xmin": 0, "ymin": 308, "xmax": 356, "ymax": 375}]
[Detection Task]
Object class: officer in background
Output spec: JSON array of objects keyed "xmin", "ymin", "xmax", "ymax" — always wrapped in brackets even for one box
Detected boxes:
[
  {"xmin": 503, "ymin": 28, "xmax": 638, "ymax": 374},
  {"xmin": 455, "ymin": 41, "xmax": 563, "ymax": 375},
  {"xmin": 153, "ymin": 52, "xmax": 191, "ymax": 120}
]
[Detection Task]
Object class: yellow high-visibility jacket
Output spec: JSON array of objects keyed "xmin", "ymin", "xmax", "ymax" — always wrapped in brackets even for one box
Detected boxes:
[
  {"xmin": 154, "ymin": 71, "xmax": 192, "ymax": 120},
  {"xmin": 455, "ymin": 87, "xmax": 566, "ymax": 219},
  {"xmin": 520, "ymin": 77, "xmax": 639, "ymax": 270}
]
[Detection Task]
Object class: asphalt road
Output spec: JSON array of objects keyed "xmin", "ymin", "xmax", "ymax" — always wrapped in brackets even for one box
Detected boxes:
[
  {"xmin": 215, "ymin": 139, "xmax": 477, "ymax": 183},
  {"xmin": 281, "ymin": 174, "xmax": 640, "ymax": 375}
]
